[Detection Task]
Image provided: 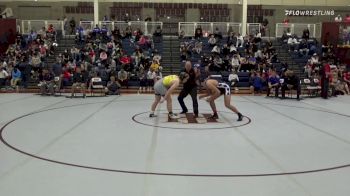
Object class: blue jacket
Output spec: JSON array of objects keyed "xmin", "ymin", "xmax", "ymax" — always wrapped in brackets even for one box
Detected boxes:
[{"xmin": 12, "ymin": 69, "xmax": 21, "ymax": 79}]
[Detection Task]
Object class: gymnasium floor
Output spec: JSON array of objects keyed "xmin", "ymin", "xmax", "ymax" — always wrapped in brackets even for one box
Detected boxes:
[{"xmin": 0, "ymin": 93, "xmax": 350, "ymax": 196}]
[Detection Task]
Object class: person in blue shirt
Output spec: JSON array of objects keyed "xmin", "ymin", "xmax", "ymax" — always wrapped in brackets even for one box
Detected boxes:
[
  {"xmin": 267, "ymin": 69, "xmax": 280, "ymax": 97},
  {"xmin": 249, "ymin": 72, "xmax": 265, "ymax": 94},
  {"xmin": 11, "ymin": 67, "xmax": 21, "ymax": 88},
  {"xmin": 92, "ymin": 25, "xmax": 100, "ymax": 39}
]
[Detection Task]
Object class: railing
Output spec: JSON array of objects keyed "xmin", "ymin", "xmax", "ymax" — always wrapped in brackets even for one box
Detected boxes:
[
  {"xmin": 79, "ymin": 21, "xmax": 94, "ymax": 35},
  {"xmin": 98, "ymin": 21, "xmax": 163, "ymax": 36},
  {"xmin": 275, "ymin": 23, "xmax": 321, "ymax": 38},
  {"xmin": 21, "ymin": 20, "xmax": 64, "ymax": 35},
  {"xmin": 178, "ymin": 22, "xmax": 242, "ymax": 37},
  {"xmin": 247, "ymin": 23, "xmax": 261, "ymax": 35}
]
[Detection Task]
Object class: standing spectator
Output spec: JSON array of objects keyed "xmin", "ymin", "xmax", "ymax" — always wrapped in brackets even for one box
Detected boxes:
[
  {"xmin": 195, "ymin": 26, "xmax": 203, "ymax": 39},
  {"xmin": 69, "ymin": 17, "xmax": 76, "ymax": 35},
  {"xmin": 0, "ymin": 67, "xmax": 9, "ymax": 88},
  {"xmin": 150, "ymin": 59, "xmax": 160, "ymax": 72},
  {"xmin": 63, "ymin": 16, "xmax": 68, "ymax": 34},
  {"xmin": 320, "ymin": 62, "xmax": 331, "ymax": 99},
  {"xmin": 11, "ymin": 67, "xmax": 21, "ymax": 89},
  {"xmin": 70, "ymin": 66, "xmax": 87, "ymax": 98},
  {"xmin": 147, "ymin": 68, "xmax": 155, "ymax": 92}
]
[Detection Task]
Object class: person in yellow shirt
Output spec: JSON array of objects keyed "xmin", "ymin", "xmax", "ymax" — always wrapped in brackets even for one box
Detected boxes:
[
  {"xmin": 150, "ymin": 60, "xmax": 160, "ymax": 72},
  {"xmin": 150, "ymin": 73, "xmax": 186, "ymax": 119}
]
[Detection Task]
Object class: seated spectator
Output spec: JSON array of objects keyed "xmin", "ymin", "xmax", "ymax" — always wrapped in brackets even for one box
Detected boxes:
[
  {"xmin": 287, "ymin": 35, "xmax": 299, "ymax": 52},
  {"xmin": 211, "ymin": 45, "xmax": 220, "ymax": 54},
  {"xmin": 228, "ymin": 69, "xmax": 239, "ymax": 91},
  {"xmin": 99, "ymin": 50, "xmax": 108, "ymax": 65},
  {"xmin": 39, "ymin": 69, "xmax": 55, "ymax": 95},
  {"xmin": 281, "ymin": 70, "xmax": 301, "ymax": 100},
  {"xmin": 0, "ymin": 67, "xmax": 9, "ymax": 88},
  {"xmin": 30, "ymin": 52, "xmax": 42, "ymax": 71},
  {"xmin": 106, "ymin": 76, "xmax": 121, "ymax": 95},
  {"xmin": 11, "ymin": 67, "xmax": 22, "ymax": 89},
  {"xmin": 120, "ymin": 54, "xmax": 131, "ymax": 71},
  {"xmin": 250, "ymin": 72, "xmax": 264, "ymax": 94},
  {"xmin": 236, "ymin": 33, "xmax": 244, "ymax": 47},
  {"xmin": 193, "ymin": 41, "xmax": 203, "ymax": 54},
  {"xmin": 208, "ymin": 35, "xmax": 217, "ymax": 46},
  {"xmin": 138, "ymin": 35, "xmax": 148, "ymax": 47},
  {"xmin": 227, "ymin": 32, "xmax": 238, "ymax": 47},
  {"xmin": 267, "ymin": 69, "xmax": 280, "ymax": 97},
  {"xmin": 343, "ymin": 70, "xmax": 350, "ymax": 86},
  {"xmin": 70, "ymin": 66, "xmax": 87, "ymax": 98},
  {"xmin": 214, "ymin": 27, "xmax": 223, "ymax": 40},
  {"xmin": 118, "ymin": 68, "xmax": 129, "ymax": 88},
  {"xmin": 231, "ymin": 54, "xmax": 241, "ymax": 72},
  {"xmin": 298, "ymin": 39, "xmax": 309, "ymax": 56},
  {"xmin": 62, "ymin": 67, "xmax": 72, "ymax": 86}
]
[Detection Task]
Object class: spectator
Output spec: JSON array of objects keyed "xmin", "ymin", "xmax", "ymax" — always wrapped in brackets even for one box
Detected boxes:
[
  {"xmin": 208, "ymin": 35, "xmax": 217, "ymax": 46},
  {"xmin": 69, "ymin": 17, "xmax": 76, "ymax": 35},
  {"xmin": 320, "ymin": 61, "xmax": 331, "ymax": 99},
  {"xmin": 345, "ymin": 14, "xmax": 350, "ymax": 22},
  {"xmin": 150, "ymin": 59, "xmax": 160, "ymax": 72},
  {"xmin": 39, "ymin": 69, "xmax": 55, "ymax": 95},
  {"xmin": 228, "ymin": 69, "xmax": 239, "ymax": 91},
  {"xmin": 118, "ymin": 68, "xmax": 129, "ymax": 88},
  {"xmin": 70, "ymin": 66, "xmax": 87, "ymax": 98},
  {"xmin": 236, "ymin": 33, "xmax": 244, "ymax": 47},
  {"xmin": 193, "ymin": 41, "xmax": 203, "ymax": 54},
  {"xmin": 281, "ymin": 70, "xmax": 301, "ymax": 100},
  {"xmin": 106, "ymin": 76, "xmax": 121, "ymax": 95},
  {"xmin": 0, "ymin": 67, "xmax": 9, "ymax": 88},
  {"xmin": 195, "ymin": 26, "xmax": 203, "ymax": 39},
  {"xmin": 214, "ymin": 27, "xmax": 223, "ymax": 40},
  {"xmin": 250, "ymin": 72, "xmax": 264, "ymax": 94},
  {"xmin": 302, "ymin": 29, "xmax": 310, "ymax": 40},
  {"xmin": 147, "ymin": 68, "xmax": 156, "ymax": 92},
  {"xmin": 231, "ymin": 54, "xmax": 241, "ymax": 72},
  {"xmin": 153, "ymin": 26, "xmax": 162, "ymax": 37},
  {"xmin": 267, "ymin": 69, "xmax": 280, "ymax": 97},
  {"xmin": 287, "ymin": 35, "xmax": 299, "ymax": 52},
  {"xmin": 11, "ymin": 67, "xmax": 21, "ymax": 89},
  {"xmin": 138, "ymin": 65, "xmax": 147, "ymax": 93},
  {"xmin": 335, "ymin": 15, "xmax": 342, "ymax": 22}
]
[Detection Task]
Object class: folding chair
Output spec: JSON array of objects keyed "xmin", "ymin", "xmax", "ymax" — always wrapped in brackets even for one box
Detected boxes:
[{"xmin": 90, "ymin": 77, "xmax": 105, "ymax": 97}]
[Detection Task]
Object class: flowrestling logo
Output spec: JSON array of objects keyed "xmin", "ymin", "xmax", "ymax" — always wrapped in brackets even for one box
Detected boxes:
[{"xmin": 285, "ymin": 10, "xmax": 335, "ymax": 16}]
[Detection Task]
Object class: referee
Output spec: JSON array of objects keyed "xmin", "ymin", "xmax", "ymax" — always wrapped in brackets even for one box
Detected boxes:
[{"xmin": 178, "ymin": 61, "xmax": 199, "ymax": 117}]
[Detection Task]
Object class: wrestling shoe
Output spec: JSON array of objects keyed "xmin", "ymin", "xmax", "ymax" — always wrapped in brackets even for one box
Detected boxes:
[
  {"xmin": 149, "ymin": 113, "xmax": 157, "ymax": 118},
  {"xmin": 168, "ymin": 113, "xmax": 180, "ymax": 119},
  {"xmin": 207, "ymin": 113, "xmax": 219, "ymax": 120},
  {"xmin": 237, "ymin": 113, "xmax": 243, "ymax": 121}
]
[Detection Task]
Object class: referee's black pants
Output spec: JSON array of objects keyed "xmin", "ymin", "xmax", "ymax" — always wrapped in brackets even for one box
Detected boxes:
[{"xmin": 178, "ymin": 86, "xmax": 198, "ymax": 115}]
